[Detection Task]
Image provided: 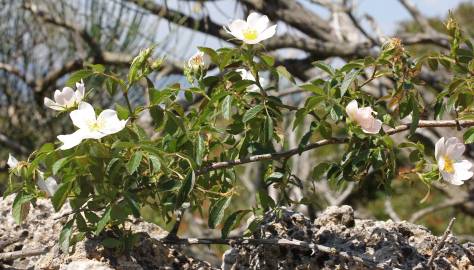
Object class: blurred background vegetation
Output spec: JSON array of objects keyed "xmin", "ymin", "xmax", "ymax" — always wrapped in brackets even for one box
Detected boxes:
[{"xmin": 2, "ymin": 0, "xmax": 474, "ymax": 260}]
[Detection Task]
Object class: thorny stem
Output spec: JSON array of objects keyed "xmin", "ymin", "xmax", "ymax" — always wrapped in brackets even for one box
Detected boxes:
[{"xmin": 198, "ymin": 119, "xmax": 474, "ymax": 174}]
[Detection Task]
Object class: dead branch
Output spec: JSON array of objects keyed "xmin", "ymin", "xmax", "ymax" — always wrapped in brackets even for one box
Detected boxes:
[
  {"xmin": 0, "ymin": 247, "xmax": 50, "ymax": 261},
  {"xmin": 159, "ymin": 237, "xmax": 384, "ymax": 269},
  {"xmin": 199, "ymin": 119, "xmax": 474, "ymax": 174},
  {"xmin": 427, "ymin": 217, "xmax": 456, "ymax": 268},
  {"xmin": 408, "ymin": 198, "xmax": 466, "ymax": 223}
]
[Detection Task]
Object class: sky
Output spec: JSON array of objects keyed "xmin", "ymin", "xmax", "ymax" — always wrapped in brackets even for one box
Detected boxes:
[
  {"xmin": 140, "ymin": 0, "xmax": 472, "ymax": 61},
  {"xmin": 357, "ymin": 0, "xmax": 469, "ymax": 34}
]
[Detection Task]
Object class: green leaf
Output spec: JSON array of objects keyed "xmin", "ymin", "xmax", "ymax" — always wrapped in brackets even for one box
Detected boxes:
[
  {"xmin": 149, "ymin": 106, "xmax": 165, "ymax": 127},
  {"xmin": 221, "ymin": 210, "xmax": 251, "ymax": 238},
  {"xmin": 208, "ymin": 196, "xmax": 232, "ymax": 229},
  {"xmin": 464, "ymin": 127, "xmax": 474, "ymax": 144},
  {"xmin": 52, "ymin": 157, "xmax": 70, "ymax": 175},
  {"xmin": 340, "ymin": 69, "xmax": 359, "ymax": 97},
  {"xmin": 149, "ymin": 155, "xmax": 161, "ymax": 173},
  {"xmin": 52, "ymin": 181, "xmax": 74, "ymax": 211},
  {"xmin": 313, "ymin": 61, "xmax": 335, "ymax": 76},
  {"xmin": 409, "ymin": 96, "xmax": 420, "ymax": 135},
  {"xmin": 276, "ymin": 65, "xmax": 295, "ymax": 84},
  {"xmin": 124, "ymin": 193, "xmax": 141, "ymax": 218},
  {"xmin": 312, "ymin": 162, "xmax": 330, "ymax": 180},
  {"xmin": 257, "ymin": 190, "xmax": 275, "ymax": 210},
  {"xmin": 196, "ymin": 135, "xmax": 205, "ymax": 166},
  {"xmin": 176, "ymin": 171, "xmax": 196, "ymax": 208},
  {"xmin": 263, "ymin": 116, "xmax": 273, "ymax": 143},
  {"xmin": 12, "ymin": 192, "xmax": 34, "ymax": 224},
  {"xmin": 115, "ymin": 103, "xmax": 130, "ymax": 120},
  {"xmin": 261, "ymin": 54, "xmax": 275, "ymax": 66},
  {"xmin": 127, "ymin": 151, "xmax": 143, "ymax": 175},
  {"xmin": 66, "ymin": 69, "xmax": 93, "ymax": 87},
  {"xmin": 243, "ymin": 104, "xmax": 264, "ymax": 123},
  {"xmin": 59, "ymin": 219, "xmax": 74, "ymax": 253},
  {"xmin": 95, "ymin": 206, "xmax": 111, "ymax": 235},
  {"xmin": 222, "ymin": 95, "xmax": 232, "ymax": 120}
]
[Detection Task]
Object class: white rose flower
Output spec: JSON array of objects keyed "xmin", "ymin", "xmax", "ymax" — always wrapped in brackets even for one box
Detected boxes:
[
  {"xmin": 345, "ymin": 100, "xmax": 382, "ymax": 134},
  {"xmin": 44, "ymin": 80, "xmax": 86, "ymax": 111},
  {"xmin": 188, "ymin": 51, "xmax": 211, "ymax": 71},
  {"xmin": 7, "ymin": 153, "xmax": 19, "ymax": 168},
  {"xmin": 225, "ymin": 12, "xmax": 277, "ymax": 44},
  {"xmin": 435, "ymin": 137, "xmax": 473, "ymax": 185},
  {"xmin": 236, "ymin": 68, "xmax": 266, "ymax": 92},
  {"xmin": 57, "ymin": 102, "xmax": 127, "ymax": 150}
]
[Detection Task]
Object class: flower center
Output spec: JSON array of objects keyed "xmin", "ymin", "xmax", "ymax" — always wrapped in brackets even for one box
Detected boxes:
[
  {"xmin": 88, "ymin": 121, "xmax": 103, "ymax": 132},
  {"xmin": 443, "ymin": 155, "xmax": 455, "ymax": 173},
  {"xmin": 242, "ymin": 28, "xmax": 258, "ymax": 40}
]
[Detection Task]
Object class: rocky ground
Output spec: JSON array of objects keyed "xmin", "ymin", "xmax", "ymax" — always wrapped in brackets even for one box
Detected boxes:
[{"xmin": 1, "ymin": 196, "xmax": 473, "ymax": 269}]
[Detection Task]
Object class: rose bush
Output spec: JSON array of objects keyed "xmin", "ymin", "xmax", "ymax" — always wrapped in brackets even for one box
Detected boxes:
[{"xmin": 5, "ymin": 14, "xmax": 474, "ymax": 252}]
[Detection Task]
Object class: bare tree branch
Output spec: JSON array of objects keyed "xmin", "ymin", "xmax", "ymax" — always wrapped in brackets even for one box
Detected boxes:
[
  {"xmin": 409, "ymin": 198, "xmax": 465, "ymax": 223},
  {"xmin": 160, "ymin": 237, "xmax": 383, "ymax": 269},
  {"xmin": 199, "ymin": 119, "xmax": 474, "ymax": 174}
]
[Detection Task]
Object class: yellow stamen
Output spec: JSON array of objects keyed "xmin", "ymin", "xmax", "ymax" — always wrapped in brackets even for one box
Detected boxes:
[
  {"xmin": 443, "ymin": 155, "xmax": 455, "ymax": 173},
  {"xmin": 242, "ymin": 28, "xmax": 258, "ymax": 40},
  {"xmin": 88, "ymin": 121, "xmax": 103, "ymax": 132}
]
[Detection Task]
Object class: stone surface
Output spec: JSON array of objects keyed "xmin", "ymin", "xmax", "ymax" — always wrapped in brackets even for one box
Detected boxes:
[
  {"xmin": 1, "ymin": 195, "xmax": 473, "ymax": 270},
  {"xmin": 0, "ymin": 195, "xmax": 215, "ymax": 270},
  {"xmin": 223, "ymin": 206, "xmax": 474, "ymax": 270}
]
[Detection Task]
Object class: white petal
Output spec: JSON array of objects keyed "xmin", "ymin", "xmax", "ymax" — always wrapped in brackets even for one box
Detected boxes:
[
  {"xmin": 446, "ymin": 138, "xmax": 465, "ymax": 160},
  {"xmin": 441, "ymin": 170, "xmax": 463, "ymax": 185},
  {"xmin": 255, "ymin": 24, "xmax": 276, "ymax": 42},
  {"xmin": 97, "ymin": 110, "xmax": 127, "ymax": 135},
  {"xmin": 454, "ymin": 167, "xmax": 473, "ymax": 182},
  {"xmin": 246, "ymin": 12, "xmax": 262, "ymax": 26},
  {"xmin": 7, "ymin": 154, "xmax": 18, "ymax": 168},
  {"xmin": 437, "ymin": 156, "xmax": 446, "ymax": 171},
  {"xmin": 70, "ymin": 102, "xmax": 96, "ymax": 129},
  {"xmin": 56, "ymin": 87, "xmax": 75, "ymax": 106},
  {"xmin": 361, "ymin": 118, "xmax": 382, "ymax": 134},
  {"xmin": 254, "ymin": 15, "xmax": 270, "ymax": 33},
  {"xmin": 435, "ymin": 137, "xmax": 445, "ymax": 161},
  {"xmin": 75, "ymin": 80, "xmax": 85, "ymax": 101},
  {"xmin": 226, "ymin": 20, "xmax": 247, "ymax": 40},
  {"xmin": 454, "ymin": 159, "xmax": 473, "ymax": 171},
  {"xmin": 44, "ymin": 97, "xmax": 64, "ymax": 111},
  {"xmin": 57, "ymin": 130, "xmax": 86, "ymax": 150},
  {"xmin": 358, "ymin": 106, "xmax": 374, "ymax": 120},
  {"xmin": 345, "ymin": 100, "xmax": 359, "ymax": 120}
]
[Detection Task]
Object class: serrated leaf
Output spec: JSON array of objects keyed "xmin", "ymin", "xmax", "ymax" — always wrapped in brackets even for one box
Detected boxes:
[
  {"xmin": 221, "ymin": 210, "xmax": 251, "ymax": 238},
  {"xmin": 464, "ymin": 127, "xmax": 474, "ymax": 144},
  {"xmin": 208, "ymin": 196, "xmax": 232, "ymax": 229},
  {"xmin": 149, "ymin": 155, "xmax": 161, "ymax": 173},
  {"xmin": 313, "ymin": 61, "xmax": 335, "ymax": 76},
  {"xmin": 95, "ymin": 206, "xmax": 111, "ymax": 235},
  {"xmin": 243, "ymin": 104, "xmax": 264, "ymax": 123},
  {"xmin": 52, "ymin": 181, "xmax": 74, "ymax": 211},
  {"xmin": 222, "ymin": 95, "xmax": 232, "ymax": 120},
  {"xmin": 59, "ymin": 219, "xmax": 74, "ymax": 253},
  {"xmin": 340, "ymin": 69, "xmax": 359, "ymax": 97},
  {"xmin": 276, "ymin": 65, "xmax": 295, "ymax": 84},
  {"xmin": 176, "ymin": 171, "xmax": 195, "ymax": 208},
  {"xmin": 66, "ymin": 69, "xmax": 92, "ymax": 87},
  {"xmin": 127, "ymin": 151, "xmax": 143, "ymax": 175},
  {"xmin": 12, "ymin": 192, "xmax": 34, "ymax": 224},
  {"xmin": 52, "ymin": 157, "xmax": 70, "ymax": 175},
  {"xmin": 196, "ymin": 135, "xmax": 205, "ymax": 166}
]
